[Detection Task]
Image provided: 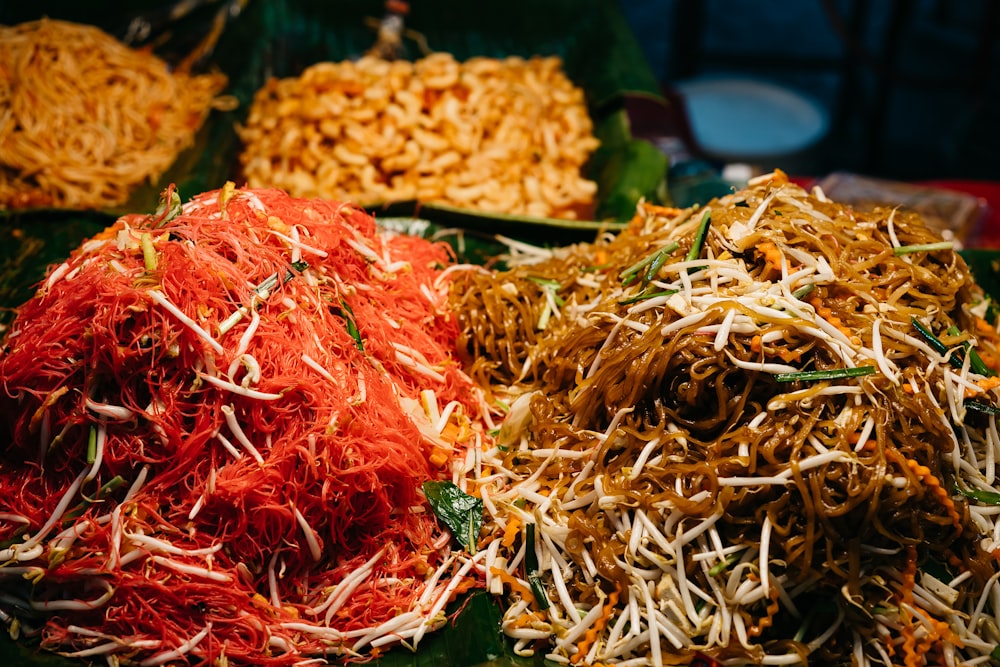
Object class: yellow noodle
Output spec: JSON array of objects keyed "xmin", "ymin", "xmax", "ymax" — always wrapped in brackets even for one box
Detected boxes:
[{"xmin": 0, "ymin": 19, "xmax": 228, "ymax": 209}]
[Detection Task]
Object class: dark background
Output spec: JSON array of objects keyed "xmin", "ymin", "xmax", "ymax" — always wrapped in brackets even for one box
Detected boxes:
[{"xmin": 620, "ymin": 0, "xmax": 1000, "ymax": 181}]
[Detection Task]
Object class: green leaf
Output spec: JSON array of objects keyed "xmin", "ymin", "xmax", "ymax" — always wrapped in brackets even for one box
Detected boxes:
[
  {"xmin": 591, "ymin": 122, "xmax": 670, "ymax": 222},
  {"xmin": 422, "ymin": 481, "xmax": 483, "ymax": 553}
]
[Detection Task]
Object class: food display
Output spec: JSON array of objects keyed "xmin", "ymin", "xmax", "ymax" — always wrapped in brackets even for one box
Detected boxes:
[
  {"xmin": 451, "ymin": 171, "xmax": 1000, "ymax": 665},
  {"xmin": 0, "ymin": 185, "xmax": 487, "ymax": 664},
  {"xmin": 3, "ymin": 2, "xmax": 1000, "ymax": 666},
  {"xmin": 238, "ymin": 52, "xmax": 601, "ymax": 220},
  {"xmin": 0, "ymin": 19, "xmax": 229, "ymax": 210}
]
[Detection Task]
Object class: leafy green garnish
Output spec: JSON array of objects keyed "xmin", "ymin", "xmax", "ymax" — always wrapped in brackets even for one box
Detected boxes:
[{"xmin": 423, "ymin": 481, "xmax": 483, "ymax": 553}]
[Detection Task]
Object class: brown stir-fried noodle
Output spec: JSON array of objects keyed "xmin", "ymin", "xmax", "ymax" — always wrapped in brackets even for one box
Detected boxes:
[
  {"xmin": 452, "ymin": 171, "xmax": 1000, "ymax": 665},
  {"xmin": 0, "ymin": 18, "xmax": 229, "ymax": 210}
]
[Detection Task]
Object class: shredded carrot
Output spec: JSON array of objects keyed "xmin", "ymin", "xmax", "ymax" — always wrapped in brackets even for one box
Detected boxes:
[
  {"xmin": 904, "ymin": 458, "xmax": 963, "ymax": 535},
  {"xmin": 750, "ymin": 335, "xmax": 762, "ymax": 353},
  {"xmin": 756, "ymin": 241, "xmax": 785, "ymax": 277},
  {"xmin": 899, "ymin": 544, "xmax": 921, "ymax": 667},
  {"xmin": 571, "ymin": 584, "xmax": 621, "ymax": 664},
  {"xmin": 774, "ymin": 347, "xmax": 803, "ymax": 363},
  {"xmin": 490, "ymin": 566, "xmax": 535, "ymax": 605},
  {"xmin": 510, "ymin": 610, "xmax": 546, "ymax": 628},
  {"xmin": 502, "ymin": 514, "xmax": 522, "ymax": 548},
  {"xmin": 748, "ymin": 584, "xmax": 781, "ymax": 637},
  {"xmin": 977, "ymin": 376, "xmax": 1000, "ymax": 392},
  {"xmin": 978, "ymin": 349, "xmax": 1000, "ymax": 373},
  {"xmin": 809, "ymin": 296, "xmax": 856, "ymax": 342},
  {"xmin": 640, "ymin": 203, "xmax": 683, "ymax": 217}
]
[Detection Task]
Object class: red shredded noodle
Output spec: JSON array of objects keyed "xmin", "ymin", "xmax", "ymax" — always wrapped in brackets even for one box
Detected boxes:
[{"xmin": 0, "ymin": 184, "xmax": 486, "ymax": 665}]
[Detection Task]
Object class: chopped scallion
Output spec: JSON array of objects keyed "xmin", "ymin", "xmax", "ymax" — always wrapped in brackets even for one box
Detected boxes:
[
  {"xmin": 619, "ymin": 289, "xmax": 678, "ymax": 305},
  {"xmin": 912, "ymin": 317, "xmax": 950, "ymax": 357},
  {"xmin": 893, "ymin": 241, "xmax": 954, "ymax": 256},
  {"xmin": 947, "ymin": 325, "xmax": 995, "ymax": 377},
  {"xmin": 792, "ymin": 283, "xmax": 815, "ymax": 300},
  {"xmin": 526, "ymin": 276, "xmax": 561, "ymax": 290},
  {"xmin": 524, "ymin": 523, "xmax": 550, "ymax": 609},
  {"xmin": 955, "ymin": 483, "xmax": 1000, "ymax": 505},
  {"xmin": 337, "ymin": 299, "xmax": 364, "ymax": 351},
  {"xmin": 775, "ymin": 366, "xmax": 877, "ymax": 383},
  {"xmin": 619, "ymin": 242, "xmax": 679, "ymax": 286},
  {"xmin": 914, "ymin": 317, "xmax": 994, "ymax": 376},
  {"xmin": 686, "ymin": 210, "xmax": 712, "ymax": 262},
  {"xmin": 965, "ymin": 400, "xmax": 1000, "ymax": 415},
  {"xmin": 86, "ymin": 426, "xmax": 97, "ymax": 465}
]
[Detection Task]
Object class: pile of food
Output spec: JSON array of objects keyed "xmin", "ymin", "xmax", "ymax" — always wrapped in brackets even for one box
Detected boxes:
[
  {"xmin": 0, "ymin": 19, "xmax": 229, "ymax": 210},
  {"xmin": 238, "ymin": 52, "xmax": 600, "ymax": 220},
  {"xmin": 452, "ymin": 171, "xmax": 1000, "ymax": 665},
  {"xmin": 0, "ymin": 185, "xmax": 488, "ymax": 664}
]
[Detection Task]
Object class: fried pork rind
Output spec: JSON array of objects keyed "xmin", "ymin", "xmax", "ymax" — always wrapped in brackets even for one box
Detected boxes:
[{"xmin": 237, "ymin": 53, "xmax": 600, "ymax": 220}]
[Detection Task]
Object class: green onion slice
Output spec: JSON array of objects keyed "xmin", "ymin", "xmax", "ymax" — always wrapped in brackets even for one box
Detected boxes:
[
  {"xmin": 775, "ymin": 366, "xmax": 877, "ymax": 383},
  {"xmin": 686, "ymin": 210, "xmax": 712, "ymax": 262},
  {"xmin": 955, "ymin": 483, "xmax": 1000, "ymax": 505},
  {"xmin": 893, "ymin": 241, "xmax": 954, "ymax": 256}
]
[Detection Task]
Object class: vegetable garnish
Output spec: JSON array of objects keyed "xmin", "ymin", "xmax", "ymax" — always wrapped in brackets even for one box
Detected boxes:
[
  {"xmin": 774, "ymin": 366, "xmax": 877, "ymax": 382},
  {"xmin": 524, "ymin": 523, "xmax": 550, "ymax": 611},
  {"xmin": 451, "ymin": 173, "xmax": 1000, "ymax": 666},
  {"xmin": 423, "ymin": 480, "xmax": 484, "ymax": 553},
  {"xmin": 892, "ymin": 240, "xmax": 954, "ymax": 256},
  {"xmin": 218, "ymin": 260, "xmax": 310, "ymax": 335},
  {"xmin": 618, "ymin": 241, "xmax": 679, "ymax": 286},
  {"xmin": 618, "ymin": 288, "xmax": 678, "ymax": 305},
  {"xmin": 686, "ymin": 209, "xmax": 712, "ymax": 262},
  {"xmin": 913, "ymin": 316, "xmax": 995, "ymax": 376},
  {"xmin": 791, "ymin": 282, "xmax": 815, "ymax": 300},
  {"xmin": 334, "ymin": 297, "xmax": 364, "ymax": 351},
  {"xmin": 965, "ymin": 400, "xmax": 1000, "ymax": 415},
  {"xmin": 0, "ymin": 185, "xmax": 487, "ymax": 665},
  {"xmin": 955, "ymin": 483, "xmax": 1000, "ymax": 505},
  {"xmin": 947, "ymin": 325, "xmax": 995, "ymax": 377}
]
